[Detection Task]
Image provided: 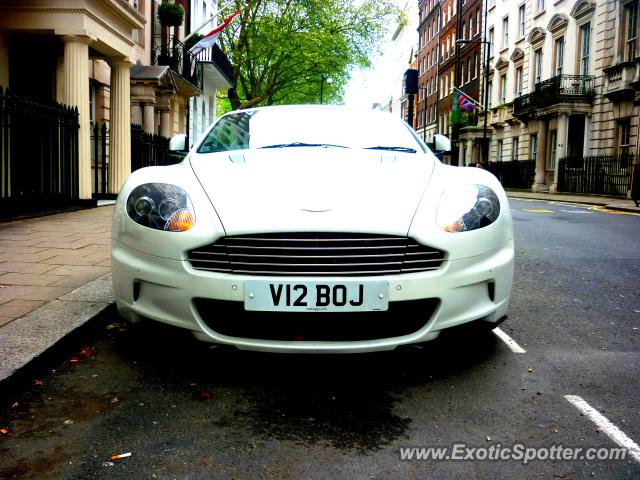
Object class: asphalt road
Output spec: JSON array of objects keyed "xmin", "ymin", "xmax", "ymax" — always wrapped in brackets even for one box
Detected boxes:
[{"xmin": 1, "ymin": 198, "xmax": 639, "ymax": 480}]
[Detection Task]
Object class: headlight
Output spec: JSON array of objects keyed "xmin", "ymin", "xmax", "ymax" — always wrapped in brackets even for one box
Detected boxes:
[
  {"xmin": 436, "ymin": 184, "xmax": 500, "ymax": 232},
  {"xmin": 126, "ymin": 183, "xmax": 195, "ymax": 232}
]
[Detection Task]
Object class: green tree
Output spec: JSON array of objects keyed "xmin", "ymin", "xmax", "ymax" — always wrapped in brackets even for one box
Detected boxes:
[{"xmin": 216, "ymin": 0, "xmax": 397, "ymax": 111}]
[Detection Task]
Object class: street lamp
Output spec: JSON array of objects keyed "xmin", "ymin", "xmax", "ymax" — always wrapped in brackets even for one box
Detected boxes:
[
  {"xmin": 456, "ymin": 38, "xmax": 491, "ymax": 164},
  {"xmin": 320, "ymin": 76, "xmax": 332, "ymax": 105}
]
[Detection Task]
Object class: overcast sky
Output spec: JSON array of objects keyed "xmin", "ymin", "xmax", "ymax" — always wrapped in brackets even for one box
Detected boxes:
[{"xmin": 343, "ymin": 0, "xmax": 419, "ymax": 109}]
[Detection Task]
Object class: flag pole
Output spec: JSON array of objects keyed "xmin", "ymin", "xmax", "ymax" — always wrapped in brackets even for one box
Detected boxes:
[
  {"xmin": 183, "ymin": 0, "xmax": 238, "ymax": 43},
  {"xmin": 453, "ymin": 87, "xmax": 484, "ymax": 110}
]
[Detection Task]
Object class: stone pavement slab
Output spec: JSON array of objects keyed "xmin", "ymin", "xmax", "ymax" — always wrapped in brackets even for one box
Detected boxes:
[{"xmin": 0, "ymin": 205, "xmax": 114, "ymax": 326}]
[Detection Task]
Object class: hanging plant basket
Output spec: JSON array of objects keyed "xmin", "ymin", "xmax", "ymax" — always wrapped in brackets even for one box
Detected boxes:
[{"xmin": 158, "ymin": 1, "xmax": 184, "ymax": 27}]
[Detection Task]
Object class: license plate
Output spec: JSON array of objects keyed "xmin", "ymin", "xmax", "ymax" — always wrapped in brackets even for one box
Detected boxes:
[{"xmin": 244, "ymin": 280, "xmax": 389, "ymax": 312}]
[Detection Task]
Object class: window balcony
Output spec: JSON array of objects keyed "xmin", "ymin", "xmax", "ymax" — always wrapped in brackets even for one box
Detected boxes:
[
  {"xmin": 152, "ymin": 35, "xmax": 203, "ymax": 92},
  {"xmin": 603, "ymin": 61, "xmax": 639, "ymax": 102},
  {"xmin": 513, "ymin": 74, "xmax": 595, "ymax": 118}
]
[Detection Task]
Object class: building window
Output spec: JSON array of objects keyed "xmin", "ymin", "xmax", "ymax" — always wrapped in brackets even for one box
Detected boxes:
[
  {"xmin": 466, "ymin": 57, "xmax": 471, "ymax": 83},
  {"xmin": 462, "ymin": 61, "xmax": 466, "ymax": 84},
  {"xmin": 518, "ymin": 5, "xmax": 525, "ymax": 37},
  {"xmin": 498, "ymin": 139, "xmax": 504, "ymax": 162},
  {"xmin": 469, "ymin": 17, "xmax": 473, "ymax": 37},
  {"xmin": 580, "ymin": 23, "xmax": 591, "ymax": 75},
  {"xmin": 502, "ymin": 17, "xmax": 509, "ymax": 49},
  {"xmin": 534, "ymin": 48, "xmax": 543, "ymax": 84},
  {"xmin": 555, "ymin": 37, "xmax": 564, "ymax": 76},
  {"xmin": 489, "ymin": 28, "xmax": 495, "ymax": 57},
  {"xmin": 512, "ymin": 137, "xmax": 519, "ymax": 161},
  {"xmin": 462, "ymin": 22, "xmax": 467, "ymax": 40},
  {"xmin": 500, "ymin": 74, "xmax": 507, "ymax": 104},
  {"xmin": 530, "ymin": 134, "xmax": 538, "ymax": 162},
  {"xmin": 515, "ymin": 66, "xmax": 523, "ymax": 97},
  {"xmin": 624, "ymin": 2, "xmax": 638, "ymax": 61},
  {"xmin": 477, "ymin": 10, "xmax": 481, "ymax": 35},
  {"xmin": 537, "ymin": 0, "xmax": 544, "ymax": 12},
  {"xmin": 618, "ymin": 119, "xmax": 632, "ymax": 159},
  {"xmin": 450, "ymin": 70, "xmax": 454, "ymax": 93},
  {"xmin": 489, "ymin": 0, "xmax": 496, "ymax": 7},
  {"xmin": 547, "ymin": 130, "xmax": 557, "ymax": 170},
  {"xmin": 487, "ymin": 80, "xmax": 492, "ymax": 108}
]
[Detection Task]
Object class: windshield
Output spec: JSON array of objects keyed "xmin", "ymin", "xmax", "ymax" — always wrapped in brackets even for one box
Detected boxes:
[{"xmin": 196, "ymin": 108, "xmax": 425, "ymax": 154}]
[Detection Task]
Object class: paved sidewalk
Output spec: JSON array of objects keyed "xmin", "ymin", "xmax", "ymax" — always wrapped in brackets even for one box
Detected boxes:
[
  {"xmin": 0, "ymin": 191, "xmax": 638, "ymax": 382},
  {"xmin": 0, "ymin": 205, "xmax": 115, "ymax": 381}
]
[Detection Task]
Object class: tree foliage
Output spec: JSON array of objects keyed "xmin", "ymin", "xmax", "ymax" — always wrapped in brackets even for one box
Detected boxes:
[{"xmin": 216, "ymin": 0, "xmax": 397, "ymax": 111}]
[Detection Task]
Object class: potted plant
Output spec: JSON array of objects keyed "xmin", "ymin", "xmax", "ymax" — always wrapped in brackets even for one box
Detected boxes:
[{"xmin": 158, "ymin": 0, "xmax": 184, "ymax": 27}]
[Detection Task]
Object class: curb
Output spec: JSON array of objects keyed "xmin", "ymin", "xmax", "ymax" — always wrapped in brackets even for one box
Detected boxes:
[
  {"xmin": 506, "ymin": 192, "xmax": 640, "ymax": 214},
  {"xmin": 0, "ymin": 274, "xmax": 115, "ymax": 382}
]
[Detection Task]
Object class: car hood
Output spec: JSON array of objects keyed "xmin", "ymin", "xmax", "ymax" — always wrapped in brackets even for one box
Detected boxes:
[{"xmin": 189, "ymin": 148, "xmax": 435, "ymax": 235}]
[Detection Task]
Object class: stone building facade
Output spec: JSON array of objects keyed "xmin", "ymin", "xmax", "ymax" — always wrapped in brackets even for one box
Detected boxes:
[{"xmin": 482, "ymin": 0, "xmax": 639, "ymax": 193}]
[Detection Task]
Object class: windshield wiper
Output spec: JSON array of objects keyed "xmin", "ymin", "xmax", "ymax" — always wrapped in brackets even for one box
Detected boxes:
[
  {"xmin": 364, "ymin": 145, "xmax": 417, "ymax": 153},
  {"xmin": 258, "ymin": 142, "xmax": 350, "ymax": 149}
]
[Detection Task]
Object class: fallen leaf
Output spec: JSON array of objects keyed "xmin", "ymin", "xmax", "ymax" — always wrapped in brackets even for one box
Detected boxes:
[
  {"xmin": 110, "ymin": 397, "xmax": 119, "ymax": 404},
  {"xmin": 194, "ymin": 391, "xmax": 213, "ymax": 400},
  {"xmin": 34, "ymin": 380, "xmax": 44, "ymax": 386},
  {"xmin": 0, "ymin": 428, "xmax": 10, "ymax": 436}
]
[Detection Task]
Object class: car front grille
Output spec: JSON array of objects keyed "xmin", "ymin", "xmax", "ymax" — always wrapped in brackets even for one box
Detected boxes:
[
  {"xmin": 194, "ymin": 298, "xmax": 440, "ymax": 341},
  {"xmin": 187, "ymin": 232, "xmax": 445, "ymax": 276}
]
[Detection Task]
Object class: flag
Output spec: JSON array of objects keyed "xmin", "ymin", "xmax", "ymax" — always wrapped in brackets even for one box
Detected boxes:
[
  {"xmin": 450, "ymin": 91, "xmax": 464, "ymax": 125},
  {"xmin": 189, "ymin": 10, "xmax": 241, "ymax": 57},
  {"xmin": 456, "ymin": 90, "xmax": 476, "ymax": 112}
]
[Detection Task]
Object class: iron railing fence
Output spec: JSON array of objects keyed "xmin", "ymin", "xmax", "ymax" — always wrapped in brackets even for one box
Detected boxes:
[
  {"xmin": 631, "ymin": 164, "xmax": 640, "ymax": 206},
  {"xmin": 130, "ymin": 125, "xmax": 181, "ymax": 171},
  {"xmin": 558, "ymin": 155, "xmax": 634, "ymax": 197},
  {"xmin": 0, "ymin": 87, "xmax": 79, "ymax": 204},
  {"xmin": 91, "ymin": 122, "xmax": 109, "ymax": 199},
  {"xmin": 487, "ymin": 160, "xmax": 536, "ymax": 189}
]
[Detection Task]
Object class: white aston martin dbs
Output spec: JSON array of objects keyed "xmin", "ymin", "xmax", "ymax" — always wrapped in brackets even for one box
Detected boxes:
[{"xmin": 111, "ymin": 105, "xmax": 514, "ymax": 353}]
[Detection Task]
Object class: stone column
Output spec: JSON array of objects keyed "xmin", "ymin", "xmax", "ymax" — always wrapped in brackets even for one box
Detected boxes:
[
  {"xmin": 550, "ymin": 112, "xmax": 568, "ymax": 193},
  {"xmin": 156, "ymin": 91, "xmax": 173, "ymax": 139},
  {"xmin": 458, "ymin": 142, "xmax": 465, "ymax": 166},
  {"xmin": 532, "ymin": 118, "xmax": 548, "ymax": 192},
  {"xmin": 108, "ymin": 58, "xmax": 133, "ymax": 194},
  {"xmin": 143, "ymin": 104, "xmax": 156, "ymax": 134},
  {"xmin": 131, "ymin": 100, "xmax": 143, "ymax": 126},
  {"xmin": 465, "ymin": 139, "xmax": 474, "ymax": 166},
  {"xmin": 62, "ymin": 35, "xmax": 92, "ymax": 199}
]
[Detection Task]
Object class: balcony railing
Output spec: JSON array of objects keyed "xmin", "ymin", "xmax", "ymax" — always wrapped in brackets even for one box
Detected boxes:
[
  {"xmin": 152, "ymin": 35, "xmax": 203, "ymax": 90},
  {"xmin": 513, "ymin": 74, "xmax": 595, "ymax": 116},
  {"xmin": 193, "ymin": 44, "xmax": 234, "ymax": 85},
  {"xmin": 603, "ymin": 61, "xmax": 639, "ymax": 100}
]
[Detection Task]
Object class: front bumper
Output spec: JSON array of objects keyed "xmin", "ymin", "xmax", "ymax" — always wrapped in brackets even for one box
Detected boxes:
[{"xmin": 111, "ymin": 239, "xmax": 514, "ymax": 353}]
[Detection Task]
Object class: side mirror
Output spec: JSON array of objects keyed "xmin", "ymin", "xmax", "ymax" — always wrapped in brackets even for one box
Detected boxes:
[
  {"xmin": 169, "ymin": 133, "xmax": 187, "ymax": 152},
  {"xmin": 433, "ymin": 134, "xmax": 451, "ymax": 153}
]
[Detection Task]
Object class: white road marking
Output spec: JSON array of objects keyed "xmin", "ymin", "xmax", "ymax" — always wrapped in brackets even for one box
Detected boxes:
[
  {"xmin": 493, "ymin": 327, "xmax": 526, "ymax": 353},
  {"xmin": 564, "ymin": 395, "xmax": 640, "ymax": 463},
  {"xmin": 559, "ymin": 209, "xmax": 592, "ymax": 214}
]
